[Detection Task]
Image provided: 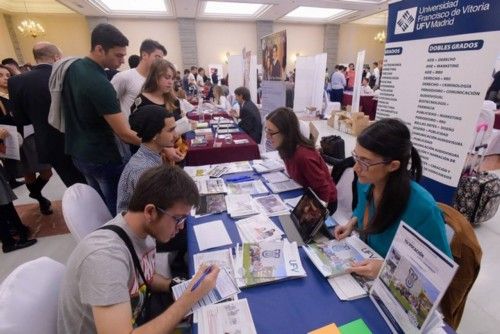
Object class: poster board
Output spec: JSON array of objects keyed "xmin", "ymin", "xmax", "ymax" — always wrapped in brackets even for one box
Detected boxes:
[
  {"xmin": 378, "ymin": 0, "xmax": 500, "ymax": 203},
  {"xmin": 351, "ymin": 50, "xmax": 366, "ymax": 113}
]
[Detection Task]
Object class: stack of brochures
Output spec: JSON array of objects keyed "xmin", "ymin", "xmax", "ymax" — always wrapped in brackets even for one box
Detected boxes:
[
  {"xmin": 195, "ymin": 178, "xmax": 228, "ymax": 195},
  {"xmin": 194, "ymin": 194, "xmax": 227, "ymax": 217},
  {"xmin": 194, "ymin": 128, "xmax": 213, "ymax": 136},
  {"xmin": 207, "ymin": 165, "xmax": 229, "ymax": 178},
  {"xmin": 226, "ymin": 179, "xmax": 268, "ymax": 195},
  {"xmin": 191, "ymin": 136, "xmax": 208, "ymax": 147},
  {"xmin": 252, "ymin": 159, "xmax": 284, "ymax": 173},
  {"xmin": 197, "ymin": 299, "xmax": 257, "ymax": 334},
  {"xmin": 235, "ymin": 213, "xmax": 284, "ymax": 243},
  {"xmin": 171, "ymin": 267, "xmax": 240, "ymax": 315},
  {"xmin": 225, "ymin": 194, "xmax": 260, "ymax": 218},
  {"xmin": 262, "ymin": 171, "xmax": 303, "ymax": 193},
  {"xmin": 253, "ymin": 194, "xmax": 290, "ymax": 217},
  {"xmin": 233, "ymin": 239, "xmax": 306, "ymax": 288}
]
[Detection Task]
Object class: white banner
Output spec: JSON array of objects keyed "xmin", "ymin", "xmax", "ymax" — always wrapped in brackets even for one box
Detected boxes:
[{"xmin": 351, "ymin": 50, "xmax": 366, "ymax": 113}]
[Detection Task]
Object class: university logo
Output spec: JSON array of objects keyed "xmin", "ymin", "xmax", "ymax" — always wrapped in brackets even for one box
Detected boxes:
[{"xmin": 395, "ymin": 7, "xmax": 417, "ymax": 34}]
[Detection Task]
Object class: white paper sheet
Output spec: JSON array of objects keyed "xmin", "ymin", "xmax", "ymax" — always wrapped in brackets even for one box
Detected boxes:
[{"xmin": 194, "ymin": 220, "xmax": 232, "ymax": 251}]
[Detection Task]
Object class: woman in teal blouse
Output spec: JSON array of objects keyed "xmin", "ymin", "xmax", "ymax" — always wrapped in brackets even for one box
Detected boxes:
[{"xmin": 334, "ymin": 118, "xmax": 451, "ymax": 278}]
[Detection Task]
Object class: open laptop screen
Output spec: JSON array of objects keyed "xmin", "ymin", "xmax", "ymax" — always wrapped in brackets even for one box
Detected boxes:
[{"xmin": 291, "ymin": 188, "xmax": 328, "ymax": 243}]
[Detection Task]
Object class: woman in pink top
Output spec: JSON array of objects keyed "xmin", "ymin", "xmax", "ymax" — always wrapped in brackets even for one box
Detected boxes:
[{"xmin": 265, "ymin": 107, "xmax": 337, "ymax": 213}]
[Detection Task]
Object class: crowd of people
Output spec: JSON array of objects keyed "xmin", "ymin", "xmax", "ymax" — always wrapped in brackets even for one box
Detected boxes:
[{"xmin": 0, "ymin": 22, "xmax": 456, "ymax": 333}]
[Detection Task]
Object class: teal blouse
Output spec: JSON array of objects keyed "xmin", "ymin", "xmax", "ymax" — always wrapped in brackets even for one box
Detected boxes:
[{"xmin": 352, "ymin": 181, "xmax": 452, "ymax": 258}]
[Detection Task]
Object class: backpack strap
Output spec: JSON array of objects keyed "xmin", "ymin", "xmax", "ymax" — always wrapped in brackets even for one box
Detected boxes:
[{"xmin": 99, "ymin": 225, "xmax": 149, "ymax": 289}]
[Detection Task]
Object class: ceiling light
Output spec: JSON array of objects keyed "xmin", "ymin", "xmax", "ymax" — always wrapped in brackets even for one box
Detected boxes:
[
  {"xmin": 204, "ymin": 1, "xmax": 265, "ymax": 15},
  {"xmin": 17, "ymin": 2, "xmax": 45, "ymax": 38},
  {"xmin": 374, "ymin": 31, "xmax": 386, "ymax": 43},
  {"xmin": 284, "ymin": 6, "xmax": 347, "ymax": 19},
  {"xmin": 95, "ymin": 0, "xmax": 166, "ymax": 12}
]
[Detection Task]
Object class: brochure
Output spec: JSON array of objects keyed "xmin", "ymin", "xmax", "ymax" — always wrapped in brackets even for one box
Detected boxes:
[
  {"xmin": 219, "ymin": 161, "xmax": 254, "ymax": 174},
  {"xmin": 193, "ymin": 220, "xmax": 232, "ymax": 251},
  {"xmin": 193, "ymin": 249, "xmax": 236, "ymax": 278},
  {"xmin": 369, "ymin": 222, "xmax": 458, "ymax": 334},
  {"xmin": 225, "ymin": 194, "xmax": 261, "ymax": 218},
  {"xmin": 207, "ymin": 165, "xmax": 230, "ymax": 178},
  {"xmin": 235, "ymin": 213, "xmax": 284, "ymax": 243},
  {"xmin": 195, "ymin": 178, "xmax": 228, "ymax": 195},
  {"xmin": 194, "ymin": 194, "xmax": 227, "ymax": 216},
  {"xmin": 303, "ymin": 236, "xmax": 382, "ymax": 277},
  {"xmin": 252, "ymin": 159, "xmax": 284, "ymax": 173},
  {"xmin": 217, "ymin": 128, "xmax": 241, "ymax": 134},
  {"xmin": 267, "ymin": 179, "xmax": 303, "ymax": 193},
  {"xmin": 261, "ymin": 171, "xmax": 289, "ymax": 183},
  {"xmin": 191, "ymin": 136, "xmax": 208, "ymax": 147},
  {"xmin": 194, "ymin": 128, "xmax": 213, "ymax": 136},
  {"xmin": 226, "ymin": 180, "xmax": 268, "ymax": 195},
  {"xmin": 171, "ymin": 267, "xmax": 240, "ymax": 315},
  {"xmin": 184, "ymin": 165, "xmax": 211, "ymax": 179},
  {"xmin": 253, "ymin": 194, "xmax": 290, "ymax": 217},
  {"xmin": 327, "ymin": 273, "xmax": 374, "ymax": 301},
  {"xmin": 198, "ymin": 299, "xmax": 257, "ymax": 334},
  {"xmin": 233, "ymin": 240, "xmax": 306, "ymax": 288}
]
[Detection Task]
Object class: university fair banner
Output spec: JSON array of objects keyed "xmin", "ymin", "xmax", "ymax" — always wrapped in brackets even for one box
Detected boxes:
[{"xmin": 378, "ymin": 0, "xmax": 500, "ymax": 203}]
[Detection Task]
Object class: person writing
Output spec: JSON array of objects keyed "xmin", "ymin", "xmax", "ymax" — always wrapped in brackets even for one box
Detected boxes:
[
  {"xmin": 334, "ymin": 118, "xmax": 451, "ymax": 278},
  {"xmin": 265, "ymin": 107, "xmax": 337, "ymax": 213}
]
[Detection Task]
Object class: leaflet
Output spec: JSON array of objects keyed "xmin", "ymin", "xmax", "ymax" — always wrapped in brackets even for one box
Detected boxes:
[
  {"xmin": 225, "ymin": 194, "xmax": 261, "ymax": 218},
  {"xmin": 235, "ymin": 213, "xmax": 284, "ymax": 243},
  {"xmin": 184, "ymin": 165, "xmax": 211, "ymax": 179},
  {"xmin": 198, "ymin": 299, "xmax": 257, "ymax": 334},
  {"xmin": 226, "ymin": 180, "xmax": 268, "ymax": 195},
  {"xmin": 193, "ymin": 220, "xmax": 232, "ymax": 251},
  {"xmin": 253, "ymin": 194, "xmax": 290, "ymax": 217},
  {"xmin": 266, "ymin": 179, "xmax": 303, "ymax": 194},
  {"xmin": 252, "ymin": 159, "xmax": 284, "ymax": 173},
  {"xmin": 171, "ymin": 267, "xmax": 240, "ymax": 315},
  {"xmin": 369, "ymin": 222, "xmax": 457, "ymax": 334},
  {"xmin": 261, "ymin": 171, "xmax": 289, "ymax": 183},
  {"xmin": 327, "ymin": 273, "xmax": 374, "ymax": 301},
  {"xmin": 195, "ymin": 178, "xmax": 228, "ymax": 195},
  {"xmin": 193, "ymin": 249, "xmax": 236, "ymax": 278},
  {"xmin": 303, "ymin": 236, "xmax": 382, "ymax": 277},
  {"xmin": 233, "ymin": 240, "xmax": 306, "ymax": 288},
  {"xmin": 194, "ymin": 194, "xmax": 227, "ymax": 217}
]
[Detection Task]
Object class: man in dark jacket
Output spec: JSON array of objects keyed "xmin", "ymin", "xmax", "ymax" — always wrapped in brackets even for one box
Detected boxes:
[
  {"xmin": 232, "ymin": 86, "xmax": 262, "ymax": 144},
  {"xmin": 8, "ymin": 41, "xmax": 85, "ymax": 187}
]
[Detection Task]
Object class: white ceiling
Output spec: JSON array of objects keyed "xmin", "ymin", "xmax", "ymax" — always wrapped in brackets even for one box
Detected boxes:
[{"xmin": 0, "ymin": 0, "xmax": 389, "ymax": 25}]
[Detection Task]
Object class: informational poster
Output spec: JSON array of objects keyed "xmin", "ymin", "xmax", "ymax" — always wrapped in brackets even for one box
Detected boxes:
[
  {"xmin": 378, "ymin": 0, "xmax": 500, "ymax": 203},
  {"xmin": 293, "ymin": 53, "xmax": 327, "ymax": 113},
  {"xmin": 261, "ymin": 81, "xmax": 286, "ymax": 118},
  {"xmin": 351, "ymin": 50, "xmax": 366, "ymax": 113},
  {"xmin": 261, "ymin": 30, "xmax": 287, "ymax": 81}
]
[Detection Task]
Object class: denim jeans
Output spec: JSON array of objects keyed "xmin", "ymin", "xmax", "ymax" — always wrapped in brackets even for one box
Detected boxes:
[{"xmin": 72, "ymin": 157, "xmax": 125, "ymax": 216}]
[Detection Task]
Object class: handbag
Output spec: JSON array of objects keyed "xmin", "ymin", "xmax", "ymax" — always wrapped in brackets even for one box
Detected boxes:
[
  {"xmin": 320, "ymin": 135, "xmax": 345, "ymax": 159},
  {"xmin": 99, "ymin": 225, "xmax": 153, "ymax": 326}
]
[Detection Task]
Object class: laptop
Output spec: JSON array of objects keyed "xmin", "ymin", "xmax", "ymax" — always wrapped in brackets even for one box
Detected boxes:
[{"xmin": 279, "ymin": 188, "xmax": 329, "ymax": 247}]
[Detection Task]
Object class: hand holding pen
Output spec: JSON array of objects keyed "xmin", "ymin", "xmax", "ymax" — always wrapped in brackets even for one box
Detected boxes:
[{"xmin": 187, "ymin": 264, "xmax": 220, "ymax": 296}]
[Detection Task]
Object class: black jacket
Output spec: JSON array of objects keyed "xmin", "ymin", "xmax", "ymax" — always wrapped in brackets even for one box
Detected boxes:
[{"xmin": 239, "ymin": 100, "xmax": 262, "ymax": 144}]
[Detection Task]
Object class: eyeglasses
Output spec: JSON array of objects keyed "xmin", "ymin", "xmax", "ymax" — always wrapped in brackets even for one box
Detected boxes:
[
  {"xmin": 351, "ymin": 151, "xmax": 389, "ymax": 172},
  {"xmin": 265, "ymin": 128, "xmax": 280, "ymax": 137},
  {"xmin": 155, "ymin": 206, "xmax": 188, "ymax": 226}
]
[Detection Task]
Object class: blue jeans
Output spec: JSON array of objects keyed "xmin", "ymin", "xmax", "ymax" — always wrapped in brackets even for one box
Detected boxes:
[{"xmin": 72, "ymin": 157, "xmax": 125, "ymax": 216}]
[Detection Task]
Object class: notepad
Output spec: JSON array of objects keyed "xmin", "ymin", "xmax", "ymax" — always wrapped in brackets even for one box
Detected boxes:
[
  {"xmin": 308, "ymin": 323, "xmax": 340, "ymax": 334},
  {"xmin": 338, "ymin": 319, "xmax": 372, "ymax": 334},
  {"xmin": 193, "ymin": 220, "xmax": 232, "ymax": 251}
]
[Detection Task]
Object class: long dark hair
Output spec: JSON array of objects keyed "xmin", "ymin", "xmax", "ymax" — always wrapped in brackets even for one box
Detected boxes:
[
  {"xmin": 266, "ymin": 107, "xmax": 314, "ymax": 159},
  {"xmin": 357, "ymin": 118, "xmax": 422, "ymax": 236}
]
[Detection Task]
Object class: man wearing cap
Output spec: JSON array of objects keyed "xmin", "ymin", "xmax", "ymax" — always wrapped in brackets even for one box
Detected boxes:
[{"xmin": 117, "ymin": 105, "xmax": 178, "ymax": 213}]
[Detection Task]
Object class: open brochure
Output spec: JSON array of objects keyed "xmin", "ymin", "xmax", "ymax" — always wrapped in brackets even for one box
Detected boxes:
[
  {"xmin": 215, "ymin": 161, "xmax": 254, "ymax": 175},
  {"xmin": 261, "ymin": 171, "xmax": 303, "ymax": 193},
  {"xmin": 303, "ymin": 236, "xmax": 382, "ymax": 277},
  {"xmin": 370, "ymin": 222, "xmax": 458, "ymax": 334},
  {"xmin": 252, "ymin": 159, "xmax": 285, "ymax": 173},
  {"xmin": 226, "ymin": 180, "xmax": 268, "ymax": 195},
  {"xmin": 235, "ymin": 213, "xmax": 284, "ymax": 243},
  {"xmin": 198, "ymin": 299, "xmax": 257, "ymax": 334},
  {"xmin": 171, "ymin": 267, "xmax": 240, "ymax": 315},
  {"xmin": 253, "ymin": 194, "xmax": 290, "ymax": 217},
  {"xmin": 194, "ymin": 194, "xmax": 227, "ymax": 217},
  {"xmin": 233, "ymin": 240, "xmax": 306, "ymax": 288},
  {"xmin": 225, "ymin": 194, "xmax": 261, "ymax": 218},
  {"xmin": 195, "ymin": 178, "xmax": 228, "ymax": 195}
]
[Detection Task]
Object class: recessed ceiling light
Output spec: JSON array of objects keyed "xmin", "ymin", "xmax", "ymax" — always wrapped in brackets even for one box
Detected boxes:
[
  {"xmin": 204, "ymin": 1, "xmax": 265, "ymax": 15},
  {"xmin": 96, "ymin": 0, "xmax": 167, "ymax": 12},
  {"xmin": 284, "ymin": 6, "xmax": 347, "ymax": 19}
]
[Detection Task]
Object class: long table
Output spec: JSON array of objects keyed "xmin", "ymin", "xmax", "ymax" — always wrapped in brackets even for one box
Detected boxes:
[{"xmin": 186, "ymin": 172, "xmax": 392, "ymax": 333}]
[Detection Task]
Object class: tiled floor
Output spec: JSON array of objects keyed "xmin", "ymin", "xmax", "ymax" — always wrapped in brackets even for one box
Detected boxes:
[{"xmin": 1, "ymin": 167, "xmax": 499, "ymax": 333}]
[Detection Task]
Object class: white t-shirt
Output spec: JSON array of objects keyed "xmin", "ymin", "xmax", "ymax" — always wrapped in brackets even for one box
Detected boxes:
[
  {"xmin": 111, "ymin": 69, "xmax": 146, "ymax": 119},
  {"xmin": 188, "ymin": 72, "xmax": 196, "ymax": 85},
  {"xmin": 196, "ymin": 74, "xmax": 205, "ymax": 87}
]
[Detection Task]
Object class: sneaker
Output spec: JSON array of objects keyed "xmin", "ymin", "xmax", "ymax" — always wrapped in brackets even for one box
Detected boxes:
[{"xmin": 2, "ymin": 239, "xmax": 37, "ymax": 253}]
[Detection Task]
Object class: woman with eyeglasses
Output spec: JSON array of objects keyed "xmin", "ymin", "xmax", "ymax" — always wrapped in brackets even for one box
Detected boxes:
[
  {"xmin": 265, "ymin": 107, "xmax": 337, "ymax": 213},
  {"xmin": 334, "ymin": 118, "xmax": 451, "ymax": 278}
]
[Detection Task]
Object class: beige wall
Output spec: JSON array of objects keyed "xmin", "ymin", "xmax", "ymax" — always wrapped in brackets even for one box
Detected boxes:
[
  {"xmin": 108, "ymin": 18, "xmax": 181, "ymax": 70},
  {"xmin": 7, "ymin": 13, "xmax": 89, "ymax": 64},
  {"xmin": 337, "ymin": 23, "xmax": 386, "ymax": 66},
  {"xmin": 273, "ymin": 23, "xmax": 325, "ymax": 73},
  {"xmin": 0, "ymin": 14, "xmax": 16, "ymax": 61},
  {"xmin": 196, "ymin": 20, "xmax": 257, "ymax": 73}
]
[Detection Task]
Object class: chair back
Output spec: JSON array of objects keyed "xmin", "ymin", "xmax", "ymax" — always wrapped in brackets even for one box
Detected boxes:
[
  {"xmin": 0, "ymin": 257, "xmax": 65, "ymax": 334},
  {"xmin": 438, "ymin": 203, "xmax": 482, "ymax": 330},
  {"xmin": 62, "ymin": 183, "xmax": 112, "ymax": 242}
]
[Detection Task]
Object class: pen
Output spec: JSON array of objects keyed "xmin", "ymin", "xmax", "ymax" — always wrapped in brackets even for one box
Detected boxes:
[
  {"xmin": 226, "ymin": 176, "xmax": 253, "ymax": 183},
  {"xmin": 191, "ymin": 265, "xmax": 213, "ymax": 292}
]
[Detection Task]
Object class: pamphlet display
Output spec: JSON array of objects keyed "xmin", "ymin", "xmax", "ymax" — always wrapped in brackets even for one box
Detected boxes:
[{"xmin": 369, "ymin": 222, "xmax": 457, "ymax": 333}]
